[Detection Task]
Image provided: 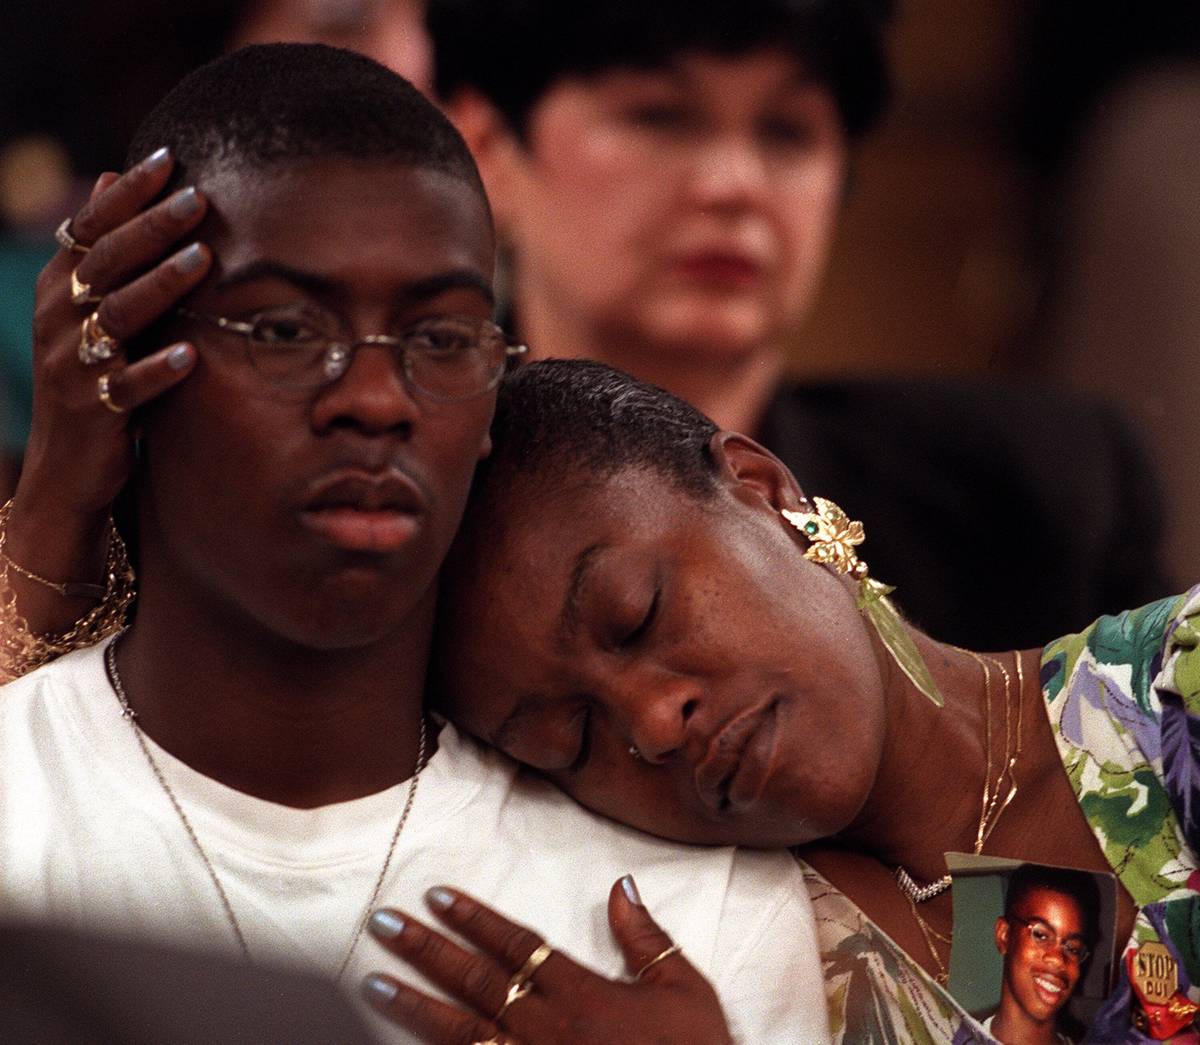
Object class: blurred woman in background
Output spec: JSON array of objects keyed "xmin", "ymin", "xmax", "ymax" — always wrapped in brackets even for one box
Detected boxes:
[{"xmin": 425, "ymin": 0, "xmax": 1170, "ymax": 650}]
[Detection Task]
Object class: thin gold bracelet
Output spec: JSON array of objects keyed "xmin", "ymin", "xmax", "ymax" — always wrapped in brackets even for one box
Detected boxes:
[
  {"xmin": 1, "ymin": 550, "xmax": 106, "ymax": 600},
  {"xmin": 0, "ymin": 498, "xmax": 136, "ymax": 681}
]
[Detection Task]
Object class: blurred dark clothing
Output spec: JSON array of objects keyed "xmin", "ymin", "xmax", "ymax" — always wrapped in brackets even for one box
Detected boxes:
[
  {"xmin": 1021, "ymin": 0, "xmax": 1200, "ymax": 176},
  {"xmin": 0, "ymin": 1, "xmax": 242, "ymax": 177},
  {"xmin": 0, "ymin": 921, "xmax": 377, "ymax": 1044},
  {"xmin": 759, "ymin": 378, "xmax": 1170, "ymax": 650}
]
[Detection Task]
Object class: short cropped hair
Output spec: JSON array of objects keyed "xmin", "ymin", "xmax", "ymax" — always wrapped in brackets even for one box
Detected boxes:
[
  {"xmin": 125, "ymin": 42, "xmax": 485, "ymax": 200},
  {"xmin": 470, "ymin": 360, "xmax": 720, "ymax": 514},
  {"xmin": 427, "ymin": 0, "xmax": 893, "ymax": 139},
  {"xmin": 1005, "ymin": 864, "xmax": 1101, "ymax": 945}
]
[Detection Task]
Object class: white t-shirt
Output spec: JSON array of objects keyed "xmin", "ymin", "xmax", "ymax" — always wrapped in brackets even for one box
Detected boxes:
[{"xmin": 0, "ymin": 641, "xmax": 829, "ymax": 1043}]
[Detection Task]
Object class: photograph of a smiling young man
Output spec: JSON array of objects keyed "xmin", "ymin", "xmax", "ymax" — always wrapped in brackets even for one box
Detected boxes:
[
  {"xmin": 988, "ymin": 864, "xmax": 1101, "ymax": 1044},
  {"xmin": 947, "ymin": 857, "xmax": 1116, "ymax": 1044}
]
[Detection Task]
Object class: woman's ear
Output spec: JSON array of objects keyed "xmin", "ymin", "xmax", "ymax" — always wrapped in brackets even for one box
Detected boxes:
[
  {"xmin": 441, "ymin": 88, "xmax": 525, "ymax": 234},
  {"xmin": 708, "ymin": 431, "xmax": 807, "ymax": 512}
]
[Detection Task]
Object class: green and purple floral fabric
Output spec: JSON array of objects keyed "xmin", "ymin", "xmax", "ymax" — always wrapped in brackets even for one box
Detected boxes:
[
  {"xmin": 1043, "ymin": 589, "xmax": 1200, "ymax": 1042},
  {"xmin": 810, "ymin": 589, "xmax": 1200, "ymax": 1043}
]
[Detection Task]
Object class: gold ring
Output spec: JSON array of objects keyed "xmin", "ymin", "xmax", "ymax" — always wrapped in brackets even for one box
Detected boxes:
[
  {"xmin": 97, "ymin": 372, "xmax": 126, "ymax": 414},
  {"xmin": 494, "ymin": 942, "xmax": 552, "ymax": 1022},
  {"xmin": 79, "ymin": 311, "xmax": 119, "ymax": 365},
  {"xmin": 70, "ymin": 267, "xmax": 101, "ymax": 307},
  {"xmin": 55, "ymin": 218, "xmax": 90, "ymax": 255},
  {"xmin": 634, "ymin": 943, "xmax": 682, "ymax": 981}
]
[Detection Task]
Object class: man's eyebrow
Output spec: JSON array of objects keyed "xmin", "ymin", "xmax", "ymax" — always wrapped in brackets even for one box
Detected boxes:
[
  {"xmin": 403, "ymin": 271, "xmax": 495, "ymax": 308},
  {"xmin": 215, "ymin": 260, "xmax": 333, "ymax": 294},
  {"xmin": 556, "ymin": 543, "xmax": 604, "ymax": 648},
  {"xmin": 214, "ymin": 263, "xmax": 495, "ymax": 307}
]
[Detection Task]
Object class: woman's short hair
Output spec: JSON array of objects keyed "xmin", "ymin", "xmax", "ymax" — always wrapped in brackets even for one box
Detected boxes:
[
  {"xmin": 427, "ymin": 0, "xmax": 893, "ymax": 139},
  {"xmin": 474, "ymin": 359, "xmax": 720, "ymax": 511}
]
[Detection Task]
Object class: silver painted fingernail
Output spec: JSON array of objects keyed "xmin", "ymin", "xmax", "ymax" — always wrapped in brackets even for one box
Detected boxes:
[
  {"xmin": 621, "ymin": 875, "xmax": 643, "ymax": 907},
  {"xmin": 362, "ymin": 974, "xmax": 398, "ymax": 1005},
  {"xmin": 166, "ymin": 344, "xmax": 194, "ymax": 371},
  {"xmin": 368, "ymin": 910, "xmax": 406, "ymax": 939},
  {"xmin": 174, "ymin": 243, "xmax": 205, "ymax": 274},
  {"xmin": 425, "ymin": 887, "xmax": 455, "ymax": 911},
  {"xmin": 169, "ymin": 187, "xmax": 200, "ymax": 219},
  {"xmin": 143, "ymin": 146, "xmax": 170, "ymax": 170}
]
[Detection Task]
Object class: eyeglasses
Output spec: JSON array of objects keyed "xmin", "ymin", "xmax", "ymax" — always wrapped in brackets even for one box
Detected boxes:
[
  {"xmin": 1007, "ymin": 916, "xmax": 1090, "ymax": 964},
  {"xmin": 177, "ymin": 306, "xmax": 526, "ymax": 401}
]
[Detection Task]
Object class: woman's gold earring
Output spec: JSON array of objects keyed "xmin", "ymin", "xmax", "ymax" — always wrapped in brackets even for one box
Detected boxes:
[{"xmin": 782, "ymin": 498, "xmax": 944, "ymax": 708}]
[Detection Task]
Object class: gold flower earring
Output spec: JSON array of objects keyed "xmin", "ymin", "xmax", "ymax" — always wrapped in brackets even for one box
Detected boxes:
[{"xmin": 782, "ymin": 497, "xmax": 944, "ymax": 707}]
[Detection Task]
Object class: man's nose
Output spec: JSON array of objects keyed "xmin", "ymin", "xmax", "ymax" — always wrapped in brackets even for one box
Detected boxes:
[
  {"xmin": 310, "ymin": 341, "xmax": 421, "ymax": 436},
  {"xmin": 1043, "ymin": 942, "xmax": 1068, "ymax": 967}
]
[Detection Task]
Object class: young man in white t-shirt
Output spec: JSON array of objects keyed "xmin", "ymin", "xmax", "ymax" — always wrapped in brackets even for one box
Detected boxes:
[{"xmin": 0, "ymin": 44, "xmax": 827, "ymax": 1043}]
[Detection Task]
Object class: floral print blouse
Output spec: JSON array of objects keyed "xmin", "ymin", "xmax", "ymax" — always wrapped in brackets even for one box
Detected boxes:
[{"xmin": 809, "ymin": 588, "xmax": 1200, "ymax": 1044}]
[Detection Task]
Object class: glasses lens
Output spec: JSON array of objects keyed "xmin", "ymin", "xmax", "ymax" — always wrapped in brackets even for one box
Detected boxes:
[
  {"xmin": 404, "ymin": 317, "xmax": 507, "ymax": 400},
  {"xmin": 1022, "ymin": 919, "xmax": 1088, "ymax": 963},
  {"xmin": 247, "ymin": 307, "xmax": 339, "ymax": 386}
]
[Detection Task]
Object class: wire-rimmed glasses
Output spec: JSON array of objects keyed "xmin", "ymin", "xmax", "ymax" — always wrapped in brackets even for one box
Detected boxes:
[
  {"xmin": 178, "ymin": 305, "xmax": 526, "ymax": 400},
  {"xmin": 1007, "ymin": 915, "xmax": 1090, "ymax": 964}
]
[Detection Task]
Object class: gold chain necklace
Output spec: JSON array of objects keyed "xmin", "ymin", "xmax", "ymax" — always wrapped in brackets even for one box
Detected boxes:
[
  {"xmin": 104, "ymin": 634, "xmax": 428, "ymax": 981},
  {"xmin": 894, "ymin": 649, "xmax": 1026, "ymax": 984}
]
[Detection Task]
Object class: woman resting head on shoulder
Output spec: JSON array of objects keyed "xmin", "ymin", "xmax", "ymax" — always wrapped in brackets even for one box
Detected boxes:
[{"xmin": 429, "ymin": 358, "xmax": 1197, "ymax": 1043}]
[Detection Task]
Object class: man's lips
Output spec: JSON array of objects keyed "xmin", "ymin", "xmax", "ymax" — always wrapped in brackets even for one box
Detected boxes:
[
  {"xmin": 694, "ymin": 702, "xmax": 779, "ymax": 814},
  {"xmin": 299, "ymin": 470, "xmax": 424, "ymax": 553},
  {"xmin": 1032, "ymin": 969, "xmax": 1070, "ymax": 1008}
]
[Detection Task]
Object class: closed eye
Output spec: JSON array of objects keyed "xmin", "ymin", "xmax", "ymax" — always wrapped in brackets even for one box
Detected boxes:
[
  {"xmin": 567, "ymin": 705, "xmax": 593, "ymax": 773},
  {"xmin": 620, "ymin": 584, "xmax": 660, "ymax": 648}
]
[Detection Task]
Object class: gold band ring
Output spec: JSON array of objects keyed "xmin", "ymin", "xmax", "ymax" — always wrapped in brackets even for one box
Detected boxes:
[
  {"xmin": 70, "ymin": 268, "xmax": 102, "ymax": 307},
  {"xmin": 97, "ymin": 373, "xmax": 126, "ymax": 414},
  {"xmin": 79, "ymin": 311, "xmax": 119, "ymax": 365},
  {"xmin": 634, "ymin": 943, "xmax": 682, "ymax": 981},
  {"xmin": 494, "ymin": 942, "xmax": 552, "ymax": 1022},
  {"xmin": 55, "ymin": 218, "xmax": 90, "ymax": 255}
]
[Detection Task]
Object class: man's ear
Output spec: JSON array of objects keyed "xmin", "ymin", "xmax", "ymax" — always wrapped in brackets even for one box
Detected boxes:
[
  {"xmin": 442, "ymin": 88, "xmax": 525, "ymax": 234},
  {"xmin": 708, "ymin": 431, "xmax": 807, "ymax": 512},
  {"xmin": 994, "ymin": 915, "xmax": 1010, "ymax": 957}
]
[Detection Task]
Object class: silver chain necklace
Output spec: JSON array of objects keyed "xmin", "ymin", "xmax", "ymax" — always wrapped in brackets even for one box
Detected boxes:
[
  {"xmin": 894, "ymin": 866, "xmax": 953, "ymax": 904},
  {"xmin": 104, "ymin": 634, "xmax": 428, "ymax": 982}
]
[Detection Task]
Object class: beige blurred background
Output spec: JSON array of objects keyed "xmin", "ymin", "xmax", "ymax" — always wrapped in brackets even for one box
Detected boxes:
[
  {"xmin": 793, "ymin": 0, "xmax": 1036, "ymax": 379},
  {"xmin": 794, "ymin": 0, "xmax": 1199, "ymax": 584}
]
